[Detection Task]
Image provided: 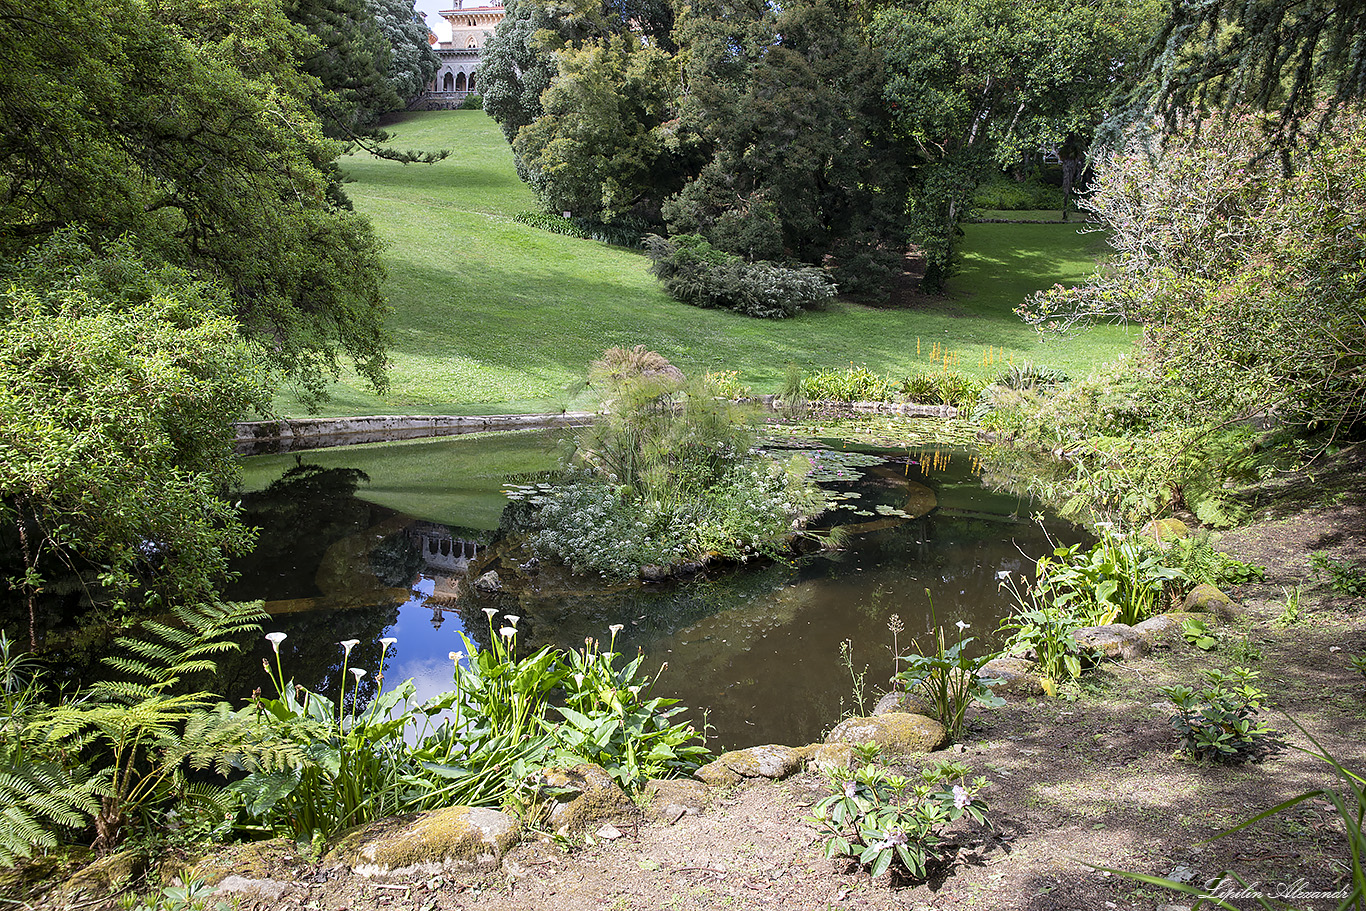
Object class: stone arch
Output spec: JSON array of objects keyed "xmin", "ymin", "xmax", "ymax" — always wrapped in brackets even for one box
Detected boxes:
[
  {"xmin": 455, "ymin": 72, "xmax": 467, "ymax": 92},
  {"xmin": 442, "ymin": 71, "xmax": 454, "ymax": 92},
  {"xmin": 466, "ymin": 34, "xmax": 478, "ymax": 48},
  {"xmin": 469, "ymin": 72, "xmax": 477, "ymax": 91}
]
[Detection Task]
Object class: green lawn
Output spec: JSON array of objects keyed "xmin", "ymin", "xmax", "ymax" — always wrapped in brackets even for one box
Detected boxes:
[{"xmin": 276, "ymin": 111, "xmax": 1130, "ymax": 416}]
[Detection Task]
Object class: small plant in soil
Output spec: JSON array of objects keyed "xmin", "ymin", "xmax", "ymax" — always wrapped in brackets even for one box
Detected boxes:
[
  {"xmin": 894, "ymin": 595, "xmax": 1004, "ymax": 740},
  {"xmin": 1162, "ymin": 666, "xmax": 1268, "ymax": 762},
  {"xmin": 1180, "ymin": 617, "xmax": 1219, "ymax": 651},
  {"xmin": 806, "ymin": 760, "xmax": 988, "ymax": 880},
  {"xmin": 1311, "ymin": 552, "xmax": 1366, "ymax": 597}
]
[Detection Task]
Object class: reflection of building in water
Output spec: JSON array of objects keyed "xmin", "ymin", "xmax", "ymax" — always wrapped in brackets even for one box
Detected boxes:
[
  {"xmin": 408, "ymin": 522, "xmax": 481, "ymax": 574},
  {"xmin": 406, "ymin": 523, "xmax": 484, "ymax": 629}
]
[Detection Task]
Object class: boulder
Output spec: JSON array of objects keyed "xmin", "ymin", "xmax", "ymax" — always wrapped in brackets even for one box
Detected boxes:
[
  {"xmin": 644, "ymin": 778, "xmax": 709, "ymax": 823},
  {"xmin": 472, "ymin": 571, "xmax": 503, "ymax": 593},
  {"xmin": 826, "ymin": 712, "xmax": 947, "ymax": 754},
  {"xmin": 536, "ymin": 764, "xmax": 638, "ymax": 837},
  {"xmin": 805, "ymin": 742, "xmax": 855, "ymax": 774},
  {"xmin": 873, "ymin": 690, "xmax": 935, "ymax": 716},
  {"xmin": 328, "ymin": 806, "xmax": 520, "ymax": 878},
  {"xmin": 213, "ymin": 876, "xmax": 293, "ymax": 900},
  {"xmin": 976, "ymin": 656, "xmax": 1045, "ymax": 698},
  {"xmin": 1184, "ymin": 584, "xmax": 1239, "ymax": 619},
  {"xmin": 46, "ymin": 851, "xmax": 147, "ymax": 905},
  {"xmin": 1134, "ymin": 613, "xmax": 1212, "ymax": 647},
  {"xmin": 694, "ymin": 760, "xmax": 743, "ymax": 788},
  {"xmin": 640, "ymin": 564, "xmax": 671, "ymax": 583},
  {"xmin": 711, "ymin": 744, "xmax": 803, "ymax": 780},
  {"xmin": 189, "ymin": 838, "xmax": 296, "ymax": 886},
  {"xmin": 1074, "ymin": 623, "xmax": 1149, "ymax": 661}
]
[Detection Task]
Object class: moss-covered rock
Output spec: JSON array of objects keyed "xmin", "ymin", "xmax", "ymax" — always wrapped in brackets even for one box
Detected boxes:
[
  {"xmin": 872, "ymin": 690, "xmax": 936, "ymax": 715},
  {"xmin": 644, "ymin": 778, "xmax": 709, "ymax": 823},
  {"xmin": 1074, "ymin": 623, "xmax": 1149, "ymax": 661},
  {"xmin": 711, "ymin": 744, "xmax": 802, "ymax": 780},
  {"xmin": 46, "ymin": 849, "xmax": 147, "ymax": 905},
  {"xmin": 536, "ymin": 764, "xmax": 638, "ymax": 837},
  {"xmin": 188, "ymin": 838, "xmax": 296, "ymax": 886},
  {"xmin": 826, "ymin": 712, "xmax": 947, "ymax": 754},
  {"xmin": 694, "ymin": 760, "xmax": 744, "ymax": 788},
  {"xmin": 977, "ymin": 656, "xmax": 1046, "ymax": 698},
  {"xmin": 805, "ymin": 742, "xmax": 854, "ymax": 773},
  {"xmin": 1184, "ymin": 583, "xmax": 1239, "ymax": 619},
  {"xmin": 327, "ymin": 806, "xmax": 520, "ymax": 878},
  {"xmin": 1142, "ymin": 517, "xmax": 1190, "ymax": 544}
]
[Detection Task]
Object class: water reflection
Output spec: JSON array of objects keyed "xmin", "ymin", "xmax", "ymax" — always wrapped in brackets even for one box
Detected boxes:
[{"xmin": 225, "ymin": 442, "xmax": 1079, "ymax": 750}]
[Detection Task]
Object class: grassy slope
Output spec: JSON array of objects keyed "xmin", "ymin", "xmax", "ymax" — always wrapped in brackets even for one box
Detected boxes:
[{"xmin": 276, "ymin": 111, "xmax": 1131, "ymax": 416}]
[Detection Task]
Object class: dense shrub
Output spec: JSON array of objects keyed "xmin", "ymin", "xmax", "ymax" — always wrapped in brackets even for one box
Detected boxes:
[
  {"xmin": 795, "ymin": 364, "xmax": 984, "ymax": 410},
  {"xmin": 972, "ymin": 176, "xmax": 1065, "ymax": 211},
  {"xmin": 458, "ymin": 93, "xmax": 484, "ymax": 110},
  {"xmin": 645, "ymin": 234, "xmax": 837, "ymax": 318},
  {"xmin": 512, "ymin": 211, "xmax": 644, "ymax": 248}
]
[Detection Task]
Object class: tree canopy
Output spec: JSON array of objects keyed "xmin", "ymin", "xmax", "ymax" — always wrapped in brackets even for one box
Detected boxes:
[
  {"xmin": 0, "ymin": 0, "xmax": 391, "ymax": 402},
  {"xmin": 870, "ymin": 0, "xmax": 1161, "ymax": 289},
  {"xmin": 1, "ymin": 234, "xmax": 270, "ymax": 647},
  {"xmin": 1111, "ymin": 0, "xmax": 1366, "ymax": 144}
]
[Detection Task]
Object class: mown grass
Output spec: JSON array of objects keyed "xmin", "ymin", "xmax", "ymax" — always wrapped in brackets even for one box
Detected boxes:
[{"xmin": 276, "ymin": 111, "xmax": 1131, "ymax": 416}]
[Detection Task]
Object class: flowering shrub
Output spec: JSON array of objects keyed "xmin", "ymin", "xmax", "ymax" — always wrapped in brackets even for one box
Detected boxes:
[
  {"xmin": 894, "ymin": 614, "xmax": 1004, "ymax": 741},
  {"xmin": 233, "ymin": 614, "xmax": 711, "ymax": 842},
  {"xmin": 807, "ymin": 760, "xmax": 989, "ymax": 879}
]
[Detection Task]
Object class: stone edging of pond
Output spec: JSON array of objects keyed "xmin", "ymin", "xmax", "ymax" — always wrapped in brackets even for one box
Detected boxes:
[
  {"xmin": 233, "ymin": 401, "xmax": 960, "ymax": 456},
  {"xmin": 233, "ymin": 412, "xmax": 596, "ymax": 455}
]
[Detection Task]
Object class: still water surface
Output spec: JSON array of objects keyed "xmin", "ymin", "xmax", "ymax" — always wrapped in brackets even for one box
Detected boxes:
[{"xmin": 225, "ymin": 430, "xmax": 1075, "ymax": 749}]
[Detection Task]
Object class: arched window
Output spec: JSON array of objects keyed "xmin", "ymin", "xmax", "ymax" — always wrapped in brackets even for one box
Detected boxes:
[
  {"xmin": 456, "ymin": 72, "xmax": 467, "ymax": 91},
  {"xmin": 442, "ymin": 72, "xmax": 454, "ymax": 92},
  {"xmin": 467, "ymin": 34, "xmax": 478, "ymax": 48}
]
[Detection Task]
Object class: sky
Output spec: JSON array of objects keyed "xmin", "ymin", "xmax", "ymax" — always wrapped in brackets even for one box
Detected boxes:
[{"xmin": 415, "ymin": 0, "xmax": 454, "ymax": 43}]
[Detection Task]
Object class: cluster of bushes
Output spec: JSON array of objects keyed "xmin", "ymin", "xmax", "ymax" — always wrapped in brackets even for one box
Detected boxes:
[
  {"xmin": 512, "ymin": 212, "xmax": 644, "ymax": 248},
  {"xmin": 971, "ymin": 176, "xmax": 1065, "ymax": 212},
  {"xmin": 458, "ymin": 93, "xmax": 484, "ymax": 110},
  {"xmin": 506, "ymin": 347, "xmax": 827, "ymax": 580},
  {"xmin": 644, "ymin": 234, "xmax": 837, "ymax": 319}
]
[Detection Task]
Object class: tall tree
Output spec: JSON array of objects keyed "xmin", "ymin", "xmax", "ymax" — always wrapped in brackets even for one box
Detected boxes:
[
  {"xmin": 479, "ymin": 0, "xmax": 678, "ymax": 148},
  {"xmin": 665, "ymin": 0, "xmax": 910, "ymax": 294},
  {"xmin": 512, "ymin": 34, "xmax": 686, "ymax": 222},
  {"xmin": 0, "ymin": 0, "xmax": 389, "ymax": 403},
  {"xmin": 285, "ymin": 0, "xmax": 440, "ymax": 139},
  {"xmin": 871, "ymin": 0, "xmax": 1161, "ymax": 289}
]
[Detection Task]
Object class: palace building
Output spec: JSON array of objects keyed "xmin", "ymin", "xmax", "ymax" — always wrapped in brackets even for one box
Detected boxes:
[{"xmin": 427, "ymin": 0, "xmax": 505, "ymax": 106}]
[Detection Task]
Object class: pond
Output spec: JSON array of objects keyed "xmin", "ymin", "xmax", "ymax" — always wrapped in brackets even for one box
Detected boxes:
[{"xmin": 221, "ymin": 427, "xmax": 1078, "ymax": 750}]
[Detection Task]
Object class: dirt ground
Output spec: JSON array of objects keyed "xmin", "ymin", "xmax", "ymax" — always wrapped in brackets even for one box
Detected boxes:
[{"xmin": 13, "ymin": 446, "xmax": 1366, "ymax": 911}]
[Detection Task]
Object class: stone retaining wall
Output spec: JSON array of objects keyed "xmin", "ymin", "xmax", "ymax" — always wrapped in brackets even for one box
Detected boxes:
[{"xmin": 234, "ymin": 412, "xmax": 595, "ymax": 455}]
